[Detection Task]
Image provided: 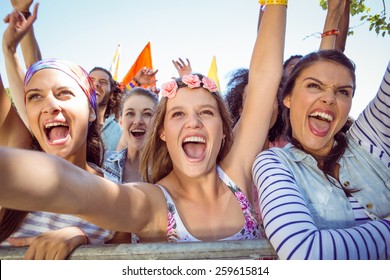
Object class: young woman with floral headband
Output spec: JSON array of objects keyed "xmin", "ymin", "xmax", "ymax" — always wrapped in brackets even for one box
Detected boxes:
[{"xmin": 0, "ymin": 3, "xmax": 287, "ymax": 243}]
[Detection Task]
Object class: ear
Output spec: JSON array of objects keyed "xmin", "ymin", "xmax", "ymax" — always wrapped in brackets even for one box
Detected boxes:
[
  {"xmin": 88, "ymin": 105, "xmax": 97, "ymax": 122},
  {"xmin": 283, "ymin": 95, "xmax": 291, "ymax": 109},
  {"xmin": 160, "ymin": 130, "xmax": 166, "ymax": 141},
  {"xmin": 119, "ymin": 117, "xmax": 123, "ymax": 128}
]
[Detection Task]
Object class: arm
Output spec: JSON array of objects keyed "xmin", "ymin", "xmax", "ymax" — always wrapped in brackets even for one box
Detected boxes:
[
  {"xmin": 319, "ymin": 0, "xmax": 345, "ymax": 50},
  {"xmin": 222, "ymin": 4, "xmax": 286, "ymax": 191},
  {"xmin": 334, "ymin": 0, "xmax": 349, "ymax": 52},
  {"xmin": 0, "ymin": 73, "xmax": 32, "ymax": 148},
  {"xmin": 349, "ymin": 61, "xmax": 390, "ymax": 158},
  {"xmin": 2, "ymin": 4, "xmax": 39, "ymax": 127},
  {"xmin": 0, "ymin": 147, "xmax": 165, "ymax": 239},
  {"xmin": 10, "ymin": 0, "xmax": 42, "ymax": 67},
  {"xmin": 252, "ymin": 150, "xmax": 390, "ymax": 259}
]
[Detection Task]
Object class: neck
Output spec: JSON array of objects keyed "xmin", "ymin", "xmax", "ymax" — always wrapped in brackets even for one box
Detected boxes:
[{"xmin": 98, "ymin": 106, "xmax": 107, "ymax": 126}]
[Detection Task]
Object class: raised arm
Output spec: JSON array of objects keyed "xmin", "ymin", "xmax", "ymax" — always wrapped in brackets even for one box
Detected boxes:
[
  {"xmin": 10, "ymin": 0, "xmax": 42, "ymax": 67},
  {"xmin": 222, "ymin": 3, "xmax": 287, "ymax": 191},
  {"xmin": 0, "ymin": 73, "xmax": 32, "ymax": 148},
  {"xmin": 2, "ymin": 4, "xmax": 39, "ymax": 127},
  {"xmin": 319, "ymin": 0, "xmax": 346, "ymax": 50}
]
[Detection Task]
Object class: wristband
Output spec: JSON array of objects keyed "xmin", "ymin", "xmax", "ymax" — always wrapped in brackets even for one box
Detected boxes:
[
  {"xmin": 132, "ymin": 77, "xmax": 141, "ymax": 86},
  {"xmin": 21, "ymin": 11, "xmax": 31, "ymax": 19},
  {"xmin": 265, "ymin": 0, "xmax": 287, "ymax": 5},
  {"xmin": 321, "ymin": 28, "xmax": 340, "ymax": 38},
  {"xmin": 129, "ymin": 82, "xmax": 136, "ymax": 88}
]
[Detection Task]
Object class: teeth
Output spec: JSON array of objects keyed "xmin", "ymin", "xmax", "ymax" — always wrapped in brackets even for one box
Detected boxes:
[
  {"xmin": 183, "ymin": 136, "xmax": 206, "ymax": 143},
  {"xmin": 45, "ymin": 122, "xmax": 67, "ymax": 128},
  {"xmin": 131, "ymin": 129, "xmax": 145, "ymax": 133},
  {"xmin": 45, "ymin": 122, "xmax": 68, "ymax": 128},
  {"xmin": 309, "ymin": 112, "xmax": 333, "ymax": 122}
]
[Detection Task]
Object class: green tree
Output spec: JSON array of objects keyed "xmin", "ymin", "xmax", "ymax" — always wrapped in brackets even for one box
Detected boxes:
[{"xmin": 320, "ymin": 0, "xmax": 390, "ymax": 37}]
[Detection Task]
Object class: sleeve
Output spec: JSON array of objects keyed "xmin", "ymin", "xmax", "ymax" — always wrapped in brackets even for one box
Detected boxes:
[
  {"xmin": 252, "ymin": 150, "xmax": 390, "ymax": 260},
  {"xmin": 349, "ymin": 61, "xmax": 390, "ymax": 161}
]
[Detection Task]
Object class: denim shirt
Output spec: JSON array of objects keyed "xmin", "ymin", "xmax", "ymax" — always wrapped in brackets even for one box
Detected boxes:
[
  {"xmin": 271, "ymin": 137, "xmax": 390, "ymax": 229},
  {"xmin": 103, "ymin": 148, "xmax": 127, "ymax": 183},
  {"xmin": 101, "ymin": 114, "xmax": 122, "ymax": 151}
]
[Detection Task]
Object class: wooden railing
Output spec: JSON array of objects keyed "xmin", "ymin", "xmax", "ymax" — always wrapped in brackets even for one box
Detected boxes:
[{"xmin": 0, "ymin": 239, "xmax": 277, "ymax": 260}]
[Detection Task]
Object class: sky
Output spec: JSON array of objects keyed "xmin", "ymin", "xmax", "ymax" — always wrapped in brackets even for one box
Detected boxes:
[{"xmin": 0, "ymin": 0, "xmax": 389, "ymax": 119}]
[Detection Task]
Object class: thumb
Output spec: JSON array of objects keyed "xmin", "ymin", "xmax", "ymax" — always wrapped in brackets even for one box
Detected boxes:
[{"xmin": 7, "ymin": 236, "xmax": 36, "ymax": 247}]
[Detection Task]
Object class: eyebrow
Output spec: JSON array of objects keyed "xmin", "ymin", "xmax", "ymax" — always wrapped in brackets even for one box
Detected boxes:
[
  {"xmin": 303, "ymin": 77, "xmax": 354, "ymax": 90},
  {"xmin": 167, "ymin": 104, "xmax": 217, "ymax": 114},
  {"xmin": 26, "ymin": 86, "xmax": 76, "ymax": 95}
]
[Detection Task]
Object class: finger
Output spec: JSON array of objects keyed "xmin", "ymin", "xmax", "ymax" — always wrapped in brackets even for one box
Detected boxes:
[
  {"xmin": 3, "ymin": 14, "xmax": 11, "ymax": 23},
  {"xmin": 23, "ymin": 245, "xmax": 38, "ymax": 260},
  {"xmin": 7, "ymin": 236, "xmax": 35, "ymax": 247},
  {"xmin": 186, "ymin": 58, "xmax": 191, "ymax": 66}
]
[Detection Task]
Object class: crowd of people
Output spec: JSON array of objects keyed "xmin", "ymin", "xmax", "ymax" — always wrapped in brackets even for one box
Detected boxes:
[{"xmin": 0, "ymin": 0, "xmax": 388, "ymax": 260}]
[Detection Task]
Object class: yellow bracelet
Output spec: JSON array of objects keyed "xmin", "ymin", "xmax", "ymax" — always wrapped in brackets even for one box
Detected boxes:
[{"xmin": 265, "ymin": 0, "xmax": 287, "ymax": 6}]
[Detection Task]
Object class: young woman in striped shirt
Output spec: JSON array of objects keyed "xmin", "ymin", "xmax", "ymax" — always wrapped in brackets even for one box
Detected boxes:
[{"xmin": 252, "ymin": 51, "xmax": 390, "ymax": 259}]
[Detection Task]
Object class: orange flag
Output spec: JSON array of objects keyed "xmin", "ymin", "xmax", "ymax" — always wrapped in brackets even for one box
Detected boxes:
[{"xmin": 122, "ymin": 42, "xmax": 154, "ymax": 88}]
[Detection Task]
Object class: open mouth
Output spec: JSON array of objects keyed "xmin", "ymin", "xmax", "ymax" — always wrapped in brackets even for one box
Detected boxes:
[
  {"xmin": 182, "ymin": 136, "xmax": 207, "ymax": 160},
  {"xmin": 131, "ymin": 129, "xmax": 146, "ymax": 138},
  {"xmin": 308, "ymin": 111, "xmax": 333, "ymax": 136},
  {"xmin": 45, "ymin": 122, "xmax": 70, "ymax": 143}
]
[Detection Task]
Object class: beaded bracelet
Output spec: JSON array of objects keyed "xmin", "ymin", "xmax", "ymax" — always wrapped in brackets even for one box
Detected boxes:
[
  {"xmin": 132, "ymin": 77, "xmax": 141, "ymax": 86},
  {"xmin": 321, "ymin": 28, "xmax": 340, "ymax": 38}
]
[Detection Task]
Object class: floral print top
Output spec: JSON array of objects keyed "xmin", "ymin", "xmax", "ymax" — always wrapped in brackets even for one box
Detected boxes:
[{"xmin": 157, "ymin": 165, "xmax": 263, "ymax": 242}]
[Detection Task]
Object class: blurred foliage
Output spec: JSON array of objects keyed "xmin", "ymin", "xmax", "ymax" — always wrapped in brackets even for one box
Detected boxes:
[{"xmin": 320, "ymin": 0, "xmax": 389, "ymax": 37}]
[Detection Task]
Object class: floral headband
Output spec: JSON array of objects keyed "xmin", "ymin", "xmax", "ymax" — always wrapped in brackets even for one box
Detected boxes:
[{"xmin": 161, "ymin": 74, "xmax": 218, "ymax": 99}]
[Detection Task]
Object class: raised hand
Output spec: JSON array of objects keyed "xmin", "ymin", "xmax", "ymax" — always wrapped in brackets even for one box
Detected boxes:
[
  {"xmin": 3, "ymin": 2, "xmax": 38, "ymax": 53},
  {"xmin": 172, "ymin": 58, "xmax": 192, "ymax": 77}
]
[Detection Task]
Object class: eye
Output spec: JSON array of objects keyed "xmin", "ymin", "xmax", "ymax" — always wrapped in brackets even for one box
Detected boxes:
[
  {"xmin": 143, "ymin": 112, "xmax": 153, "ymax": 118},
  {"xmin": 125, "ymin": 111, "xmax": 135, "ymax": 118},
  {"xmin": 57, "ymin": 90, "xmax": 74, "ymax": 97},
  {"xmin": 307, "ymin": 83, "xmax": 320, "ymax": 89},
  {"xmin": 26, "ymin": 93, "xmax": 42, "ymax": 101},
  {"xmin": 172, "ymin": 111, "xmax": 184, "ymax": 118},
  {"xmin": 100, "ymin": 80, "xmax": 108, "ymax": 86},
  {"xmin": 200, "ymin": 109, "xmax": 214, "ymax": 116},
  {"xmin": 336, "ymin": 89, "xmax": 351, "ymax": 97}
]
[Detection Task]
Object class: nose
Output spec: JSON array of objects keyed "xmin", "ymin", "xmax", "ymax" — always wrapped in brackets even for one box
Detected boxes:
[
  {"xmin": 133, "ymin": 113, "xmax": 144, "ymax": 124},
  {"xmin": 185, "ymin": 113, "xmax": 202, "ymax": 128},
  {"xmin": 42, "ymin": 95, "xmax": 61, "ymax": 115},
  {"xmin": 320, "ymin": 89, "xmax": 336, "ymax": 105},
  {"xmin": 93, "ymin": 80, "xmax": 101, "ymax": 88}
]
